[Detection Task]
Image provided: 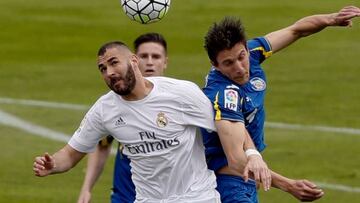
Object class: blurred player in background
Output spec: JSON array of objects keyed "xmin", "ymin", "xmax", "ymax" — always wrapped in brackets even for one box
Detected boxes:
[
  {"xmin": 202, "ymin": 5, "xmax": 360, "ymax": 203},
  {"xmin": 77, "ymin": 33, "xmax": 168, "ymax": 203}
]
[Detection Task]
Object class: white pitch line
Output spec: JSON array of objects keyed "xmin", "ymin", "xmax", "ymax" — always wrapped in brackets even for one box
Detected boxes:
[
  {"xmin": 0, "ymin": 108, "xmax": 359, "ymax": 193},
  {"xmin": 265, "ymin": 122, "xmax": 360, "ymax": 135},
  {"xmin": 0, "ymin": 109, "xmax": 117, "ymax": 154},
  {"xmin": 1, "ymin": 97, "xmax": 360, "ymax": 136},
  {"xmin": 0, "ymin": 97, "xmax": 89, "ymax": 111},
  {"xmin": 316, "ymin": 182, "xmax": 360, "ymax": 193},
  {"xmin": 0, "ymin": 109, "xmax": 70, "ymax": 142}
]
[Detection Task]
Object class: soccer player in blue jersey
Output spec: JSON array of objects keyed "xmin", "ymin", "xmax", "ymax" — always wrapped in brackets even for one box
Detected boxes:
[
  {"xmin": 202, "ymin": 6, "xmax": 360, "ymax": 203},
  {"xmin": 77, "ymin": 33, "xmax": 168, "ymax": 203}
]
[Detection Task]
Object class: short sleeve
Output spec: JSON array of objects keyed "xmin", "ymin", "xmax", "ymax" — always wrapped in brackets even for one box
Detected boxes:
[
  {"xmin": 211, "ymin": 86, "xmax": 244, "ymax": 123},
  {"xmin": 68, "ymin": 101, "xmax": 108, "ymax": 153},
  {"xmin": 180, "ymin": 81, "xmax": 216, "ymax": 132},
  {"xmin": 247, "ymin": 37, "xmax": 272, "ymax": 65}
]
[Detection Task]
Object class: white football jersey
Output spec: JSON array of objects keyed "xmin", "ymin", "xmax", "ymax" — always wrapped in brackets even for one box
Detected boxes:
[{"xmin": 69, "ymin": 77, "xmax": 220, "ymax": 203}]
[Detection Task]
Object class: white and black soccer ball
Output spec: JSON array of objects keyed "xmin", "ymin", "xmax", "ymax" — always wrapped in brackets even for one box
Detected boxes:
[{"xmin": 120, "ymin": 0, "xmax": 171, "ymax": 24}]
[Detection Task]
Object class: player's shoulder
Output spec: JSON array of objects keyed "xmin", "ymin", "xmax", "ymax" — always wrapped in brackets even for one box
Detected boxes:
[
  {"xmin": 148, "ymin": 76, "xmax": 205, "ymax": 104},
  {"xmin": 95, "ymin": 91, "xmax": 117, "ymax": 104},
  {"xmin": 148, "ymin": 76, "xmax": 200, "ymax": 91},
  {"xmin": 247, "ymin": 37, "xmax": 272, "ymax": 64},
  {"xmin": 89, "ymin": 91, "xmax": 119, "ymax": 111}
]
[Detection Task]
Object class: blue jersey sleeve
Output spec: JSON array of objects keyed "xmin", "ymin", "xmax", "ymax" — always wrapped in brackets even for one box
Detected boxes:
[
  {"xmin": 210, "ymin": 86, "xmax": 244, "ymax": 123},
  {"xmin": 247, "ymin": 37, "xmax": 272, "ymax": 65}
]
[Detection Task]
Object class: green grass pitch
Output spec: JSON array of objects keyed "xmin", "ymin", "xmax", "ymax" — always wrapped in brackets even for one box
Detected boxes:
[{"xmin": 0, "ymin": 0, "xmax": 359, "ymax": 202}]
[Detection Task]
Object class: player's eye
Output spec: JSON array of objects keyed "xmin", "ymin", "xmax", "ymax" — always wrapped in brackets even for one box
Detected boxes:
[
  {"xmin": 110, "ymin": 60, "xmax": 119, "ymax": 66},
  {"xmin": 152, "ymin": 54, "xmax": 161, "ymax": 59},
  {"xmin": 99, "ymin": 66, "xmax": 106, "ymax": 73},
  {"xmin": 223, "ymin": 60, "xmax": 234, "ymax": 67},
  {"xmin": 139, "ymin": 54, "xmax": 148, "ymax": 59}
]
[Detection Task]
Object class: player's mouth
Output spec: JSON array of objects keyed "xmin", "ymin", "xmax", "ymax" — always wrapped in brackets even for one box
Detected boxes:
[
  {"xmin": 110, "ymin": 78, "xmax": 124, "ymax": 87},
  {"xmin": 233, "ymin": 72, "xmax": 249, "ymax": 84},
  {"xmin": 144, "ymin": 69, "xmax": 155, "ymax": 76},
  {"xmin": 238, "ymin": 72, "xmax": 249, "ymax": 78}
]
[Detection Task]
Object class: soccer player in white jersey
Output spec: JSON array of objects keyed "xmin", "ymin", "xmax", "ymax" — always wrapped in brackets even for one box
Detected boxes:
[
  {"xmin": 77, "ymin": 33, "xmax": 168, "ymax": 203},
  {"xmin": 33, "ymin": 41, "xmax": 224, "ymax": 202}
]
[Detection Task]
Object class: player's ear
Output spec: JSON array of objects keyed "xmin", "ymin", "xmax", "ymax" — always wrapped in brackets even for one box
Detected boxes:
[
  {"xmin": 163, "ymin": 56, "xmax": 169, "ymax": 69},
  {"xmin": 130, "ymin": 54, "xmax": 139, "ymax": 66},
  {"xmin": 128, "ymin": 54, "xmax": 140, "ymax": 72}
]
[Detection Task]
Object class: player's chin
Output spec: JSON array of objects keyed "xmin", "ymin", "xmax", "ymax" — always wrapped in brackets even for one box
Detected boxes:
[
  {"xmin": 234, "ymin": 77, "xmax": 249, "ymax": 85},
  {"xmin": 242, "ymin": 75, "xmax": 250, "ymax": 84}
]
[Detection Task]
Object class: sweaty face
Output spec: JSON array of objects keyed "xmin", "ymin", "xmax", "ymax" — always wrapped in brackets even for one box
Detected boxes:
[
  {"xmin": 136, "ymin": 42, "xmax": 167, "ymax": 77},
  {"xmin": 215, "ymin": 42, "xmax": 250, "ymax": 85},
  {"xmin": 97, "ymin": 47, "xmax": 136, "ymax": 95}
]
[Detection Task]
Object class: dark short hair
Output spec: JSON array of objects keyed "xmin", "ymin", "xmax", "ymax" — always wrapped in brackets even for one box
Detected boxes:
[
  {"xmin": 97, "ymin": 41, "xmax": 130, "ymax": 56},
  {"xmin": 134, "ymin": 33, "xmax": 167, "ymax": 54},
  {"xmin": 204, "ymin": 16, "xmax": 247, "ymax": 65}
]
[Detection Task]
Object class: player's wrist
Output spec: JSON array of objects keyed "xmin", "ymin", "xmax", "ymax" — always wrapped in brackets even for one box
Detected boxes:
[
  {"xmin": 328, "ymin": 13, "xmax": 339, "ymax": 26},
  {"xmin": 245, "ymin": 149, "xmax": 262, "ymax": 159},
  {"xmin": 275, "ymin": 177, "xmax": 294, "ymax": 192},
  {"xmin": 80, "ymin": 186, "xmax": 92, "ymax": 193}
]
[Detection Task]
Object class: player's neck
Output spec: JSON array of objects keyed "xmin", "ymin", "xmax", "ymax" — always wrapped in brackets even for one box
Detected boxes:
[{"xmin": 121, "ymin": 77, "xmax": 153, "ymax": 101}]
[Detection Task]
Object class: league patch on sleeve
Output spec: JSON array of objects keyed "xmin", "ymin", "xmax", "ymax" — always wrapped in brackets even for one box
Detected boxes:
[
  {"xmin": 250, "ymin": 77, "xmax": 266, "ymax": 91},
  {"xmin": 224, "ymin": 89, "xmax": 238, "ymax": 111}
]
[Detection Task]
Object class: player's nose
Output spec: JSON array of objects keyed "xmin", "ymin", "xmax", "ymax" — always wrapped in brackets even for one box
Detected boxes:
[
  {"xmin": 106, "ymin": 67, "xmax": 116, "ymax": 77},
  {"xmin": 234, "ymin": 61, "xmax": 247, "ymax": 74},
  {"xmin": 146, "ymin": 57, "xmax": 154, "ymax": 65}
]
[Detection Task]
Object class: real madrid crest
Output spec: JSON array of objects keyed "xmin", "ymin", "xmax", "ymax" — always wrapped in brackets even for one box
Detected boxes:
[{"xmin": 156, "ymin": 112, "xmax": 168, "ymax": 128}]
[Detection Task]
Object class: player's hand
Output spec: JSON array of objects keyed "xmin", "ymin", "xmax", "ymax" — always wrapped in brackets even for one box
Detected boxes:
[
  {"xmin": 287, "ymin": 179, "xmax": 324, "ymax": 202},
  {"xmin": 243, "ymin": 155, "xmax": 271, "ymax": 191},
  {"xmin": 33, "ymin": 152, "xmax": 55, "ymax": 177},
  {"xmin": 77, "ymin": 190, "xmax": 91, "ymax": 203},
  {"xmin": 332, "ymin": 6, "xmax": 360, "ymax": 27}
]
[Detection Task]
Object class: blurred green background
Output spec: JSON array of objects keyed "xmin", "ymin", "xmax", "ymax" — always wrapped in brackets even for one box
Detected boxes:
[{"xmin": 0, "ymin": 0, "xmax": 359, "ymax": 202}]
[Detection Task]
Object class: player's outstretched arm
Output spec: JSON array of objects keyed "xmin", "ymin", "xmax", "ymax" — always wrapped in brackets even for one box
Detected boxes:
[
  {"xmin": 33, "ymin": 144, "xmax": 86, "ymax": 177},
  {"xmin": 77, "ymin": 142, "xmax": 112, "ymax": 203},
  {"xmin": 266, "ymin": 5, "xmax": 360, "ymax": 53},
  {"xmin": 215, "ymin": 120, "xmax": 271, "ymax": 191},
  {"xmin": 270, "ymin": 171, "xmax": 324, "ymax": 202}
]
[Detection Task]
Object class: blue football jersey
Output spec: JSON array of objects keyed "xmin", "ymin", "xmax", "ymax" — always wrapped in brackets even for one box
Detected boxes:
[
  {"xmin": 201, "ymin": 37, "xmax": 272, "ymax": 171},
  {"xmin": 111, "ymin": 146, "xmax": 136, "ymax": 203}
]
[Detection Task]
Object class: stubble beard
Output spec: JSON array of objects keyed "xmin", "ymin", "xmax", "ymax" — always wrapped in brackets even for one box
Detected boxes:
[{"xmin": 108, "ymin": 63, "xmax": 137, "ymax": 95}]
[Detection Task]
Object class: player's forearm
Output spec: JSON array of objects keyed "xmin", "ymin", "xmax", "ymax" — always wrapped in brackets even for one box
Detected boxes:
[
  {"xmin": 291, "ymin": 13, "xmax": 336, "ymax": 38},
  {"xmin": 215, "ymin": 120, "xmax": 248, "ymax": 172},
  {"xmin": 243, "ymin": 129, "xmax": 257, "ymax": 150},
  {"xmin": 81, "ymin": 145, "xmax": 112, "ymax": 191},
  {"xmin": 270, "ymin": 170, "xmax": 293, "ymax": 192},
  {"xmin": 80, "ymin": 171, "xmax": 99, "ymax": 193},
  {"xmin": 266, "ymin": 13, "xmax": 337, "ymax": 53},
  {"xmin": 222, "ymin": 134, "xmax": 248, "ymax": 173},
  {"xmin": 51, "ymin": 145, "xmax": 85, "ymax": 174}
]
